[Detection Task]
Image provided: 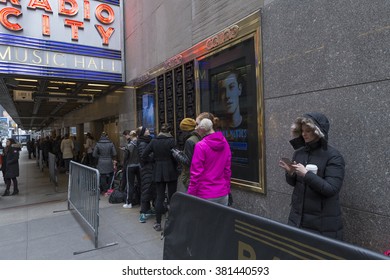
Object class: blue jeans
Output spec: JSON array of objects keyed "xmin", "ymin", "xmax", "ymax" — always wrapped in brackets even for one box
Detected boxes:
[{"xmin": 207, "ymin": 194, "xmax": 229, "ymax": 206}]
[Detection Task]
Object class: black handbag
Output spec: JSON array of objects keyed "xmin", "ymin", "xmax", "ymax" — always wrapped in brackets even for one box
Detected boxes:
[{"xmin": 108, "ymin": 189, "xmax": 126, "ymax": 204}]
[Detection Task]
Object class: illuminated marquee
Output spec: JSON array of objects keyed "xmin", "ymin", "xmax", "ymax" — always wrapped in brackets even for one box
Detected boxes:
[
  {"xmin": 0, "ymin": 0, "xmax": 117, "ymax": 46},
  {"xmin": 0, "ymin": 0, "xmax": 123, "ymax": 82}
]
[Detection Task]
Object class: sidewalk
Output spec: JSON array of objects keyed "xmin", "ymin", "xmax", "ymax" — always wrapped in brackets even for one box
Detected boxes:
[{"xmin": 0, "ymin": 148, "xmax": 164, "ymax": 260}]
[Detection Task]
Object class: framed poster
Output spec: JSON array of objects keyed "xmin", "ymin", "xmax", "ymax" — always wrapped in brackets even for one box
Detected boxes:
[
  {"xmin": 198, "ymin": 36, "xmax": 264, "ymax": 192},
  {"xmin": 142, "ymin": 94, "xmax": 155, "ymax": 131},
  {"xmin": 136, "ymin": 80, "xmax": 156, "ymax": 136}
]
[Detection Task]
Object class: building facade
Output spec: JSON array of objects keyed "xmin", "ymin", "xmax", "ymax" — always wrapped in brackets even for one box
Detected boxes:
[{"xmin": 55, "ymin": 0, "xmax": 390, "ymax": 254}]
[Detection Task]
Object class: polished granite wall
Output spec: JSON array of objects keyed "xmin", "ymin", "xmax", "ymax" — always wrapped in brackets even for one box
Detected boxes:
[
  {"xmin": 56, "ymin": 0, "xmax": 390, "ymax": 254},
  {"xmin": 233, "ymin": 0, "xmax": 390, "ymax": 253}
]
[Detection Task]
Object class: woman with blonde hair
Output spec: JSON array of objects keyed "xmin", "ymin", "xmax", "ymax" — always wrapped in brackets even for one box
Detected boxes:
[
  {"xmin": 279, "ymin": 112, "xmax": 345, "ymax": 240},
  {"xmin": 187, "ymin": 117, "xmax": 232, "ymax": 205}
]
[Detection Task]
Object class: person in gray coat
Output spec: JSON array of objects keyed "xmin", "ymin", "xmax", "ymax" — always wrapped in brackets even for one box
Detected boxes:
[
  {"xmin": 279, "ymin": 112, "xmax": 345, "ymax": 240},
  {"xmin": 93, "ymin": 132, "xmax": 117, "ymax": 193}
]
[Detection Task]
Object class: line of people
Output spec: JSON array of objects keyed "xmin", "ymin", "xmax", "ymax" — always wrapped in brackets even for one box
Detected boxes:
[
  {"xmin": 117, "ymin": 112, "xmax": 232, "ymax": 232},
  {"xmin": 2, "ymin": 111, "xmax": 344, "ymax": 241},
  {"xmin": 32, "ymin": 134, "xmax": 83, "ymax": 173}
]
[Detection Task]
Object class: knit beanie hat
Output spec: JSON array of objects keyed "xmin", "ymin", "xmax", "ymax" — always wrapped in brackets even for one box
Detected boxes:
[{"xmin": 180, "ymin": 118, "xmax": 196, "ymax": 131}]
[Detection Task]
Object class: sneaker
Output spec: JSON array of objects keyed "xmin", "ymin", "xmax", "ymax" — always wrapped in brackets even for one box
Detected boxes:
[
  {"xmin": 123, "ymin": 204, "xmax": 132, "ymax": 209},
  {"xmin": 153, "ymin": 223, "xmax": 162, "ymax": 232},
  {"xmin": 139, "ymin": 213, "xmax": 147, "ymax": 223},
  {"xmin": 145, "ymin": 208, "xmax": 156, "ymax": 217}
]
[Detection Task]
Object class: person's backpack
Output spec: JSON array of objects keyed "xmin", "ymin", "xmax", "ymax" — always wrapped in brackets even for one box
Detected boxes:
[{"xmin": 108, "ymin": 189, "xmax": 126, "ymax": 204}]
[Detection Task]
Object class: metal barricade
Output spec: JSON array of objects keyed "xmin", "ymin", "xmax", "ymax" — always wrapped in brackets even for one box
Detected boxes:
[
  {"xmin": 48, "ymin": 152, "xmax": 58, "ymax": 189},
  {"xmin": 35, "ymin": 146, "xmax": 39, "ymax": 166},
  {"xmin": 38, "ymin": 149, "xmax": 44, "ymax": 171},
  {"xmin": 68, "ymin": 161, "xmax": 100, "ymax": 249}
]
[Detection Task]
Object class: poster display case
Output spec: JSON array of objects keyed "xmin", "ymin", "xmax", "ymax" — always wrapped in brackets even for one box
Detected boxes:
[{"xmin": 134, "ymin": 11, "xmax": 264, "ymax": 193}]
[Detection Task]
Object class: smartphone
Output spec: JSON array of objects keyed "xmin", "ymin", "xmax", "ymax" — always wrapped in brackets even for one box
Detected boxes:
[{"xmin": 281, "ymin": 158, "xmax": 293, "ymax": 165}]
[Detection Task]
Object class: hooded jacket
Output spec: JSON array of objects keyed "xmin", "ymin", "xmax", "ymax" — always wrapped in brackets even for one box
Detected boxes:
[
  {"xmin": 93, "ymin": 135, "xmax": 117, "ymax": 174},
  {"xmin": 142, "ymin": 132, "xmax": 178, "ymax": 182},
  {"xmin": 2, "ymin": 144, "xmax": 21, "ymax": 178},
  {"xmin": 137, "ymin": 135, "xmax": 155, "ymax": 202},
  {"xmin": 123, "ymin": 139, "xmax": 140, "ymax": 168},
  {"xmin": 286, "ymin": 112, "xmax": 345, "ymax": 240},
  {"xmin": 187, "ymin": 131, "xmax": 231, "ymax": 199}
]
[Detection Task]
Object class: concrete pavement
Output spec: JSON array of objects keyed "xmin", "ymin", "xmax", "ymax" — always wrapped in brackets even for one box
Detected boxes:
[{"xmin": 0, "ymin": 148, "xmax": 164, "ymax": 260}]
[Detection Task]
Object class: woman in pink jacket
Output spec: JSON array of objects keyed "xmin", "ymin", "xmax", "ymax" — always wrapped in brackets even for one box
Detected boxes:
[{"xmin": 187, "ymin": 117, "xmax": 232, "ymax": 205}]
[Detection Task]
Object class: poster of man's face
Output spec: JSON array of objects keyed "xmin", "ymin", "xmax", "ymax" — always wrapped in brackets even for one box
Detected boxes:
[
  {"xmin": 142, "ymin": 93, "xmax": 155, "ymax": 131},
  {"xmin": 220, "ymin": 72, "xmax": 242, "ymax": 115},
  {"xmin": 210, "ymin": 65, "xmax": 249, "ymax": 130},
  {"xmin": 136, "ymin": 79, "xmax": 156, "ymax": 136},
  {"xmin": 198, "ymin": 37, "xmax": 261, "ymax": 185}
]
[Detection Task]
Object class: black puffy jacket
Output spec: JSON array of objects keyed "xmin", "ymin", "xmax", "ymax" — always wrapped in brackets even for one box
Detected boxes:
[
  {"xmin": 286, "ymin": 112, "xmax": 345, "ymax": 240},
  {"xmin": 142, "ymin": 133, "xmax": 178, "ymax": 183},
  {"xmin": 3, "ymin": 144, "xmax": 20, "ymax": 178},
  {"xmin": 137, "ymin": 135, "xmax": 155, "ymax": 202}
]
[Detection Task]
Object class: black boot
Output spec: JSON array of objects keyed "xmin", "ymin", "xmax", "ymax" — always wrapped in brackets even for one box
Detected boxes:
[
  {"xmin": 2, "ymin": 188, "xmax": 10, "ymax": 196},
  {"xmin": 11, "ymin": 180, "xmax": 19, "ymax": 195}
]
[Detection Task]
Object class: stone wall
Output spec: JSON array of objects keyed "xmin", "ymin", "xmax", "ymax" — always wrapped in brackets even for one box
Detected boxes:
[
  {"xmin": 237, "ymin": 0, "xmax": 390, "ymax": 253},
  {"xmin": 59, "ymin": 0, "xmax": 389, "ymax": 253}
]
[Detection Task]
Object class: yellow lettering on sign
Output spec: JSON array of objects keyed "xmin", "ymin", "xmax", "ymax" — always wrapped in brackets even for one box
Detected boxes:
[{"xmin": 238, "ymin": 241, "xmax": 256, "ymax": 260}]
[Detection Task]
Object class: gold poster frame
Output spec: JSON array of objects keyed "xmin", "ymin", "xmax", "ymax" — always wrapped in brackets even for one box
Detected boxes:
[{"xmin": 194, "ymin": 31, "xmax": 265, "ymax": 194}]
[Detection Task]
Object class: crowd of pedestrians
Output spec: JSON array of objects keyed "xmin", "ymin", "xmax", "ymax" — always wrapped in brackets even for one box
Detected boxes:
[
  {"xmin": 115, "ymin": 112, "xmax": 233, "ymax": 233},
  {"xmin": 116, "ymin": 110, "xmax": 345, "ymax": 242},
  {"xmin": 0, "ymin": 110, "xmax": 345, "ymax": 242},
  {"xmin": 0, "ymin": 112, "xmax": 233, "ymax": 233}
]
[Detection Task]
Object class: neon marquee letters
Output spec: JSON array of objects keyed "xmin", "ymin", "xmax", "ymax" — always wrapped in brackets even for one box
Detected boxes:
[{"xmin": 0, "ymin": 0, "xmax": 117, "ymax": 46}]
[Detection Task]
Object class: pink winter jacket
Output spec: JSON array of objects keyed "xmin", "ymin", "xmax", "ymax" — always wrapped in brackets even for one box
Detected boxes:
[{"xmin": 187, "ymin": 131, "xmax": 231, "ymax": 199}]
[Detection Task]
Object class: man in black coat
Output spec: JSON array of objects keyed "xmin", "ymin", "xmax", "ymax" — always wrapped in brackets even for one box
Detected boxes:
[
  {"xmin": 142, "ymin": 123, "xmax": 178, "ymax": 231},
  {"xmin": 2, "ymin": 138, "xmax": 21, "ymax": 196},
  {"xmin": 279, "ymin": 112, "xmax": 345, "ymax": 240}
]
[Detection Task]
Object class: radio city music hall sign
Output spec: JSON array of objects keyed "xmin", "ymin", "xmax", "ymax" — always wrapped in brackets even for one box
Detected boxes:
[
  {"xmin": 0, "ymin": 0, "xmax": 118, "ymax": 46},
  {"xmin": 0, "ymin": 0, "xmax": 123, "ymax": 81}
]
